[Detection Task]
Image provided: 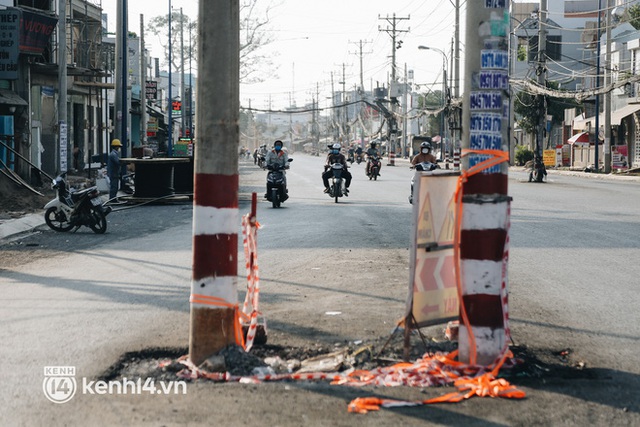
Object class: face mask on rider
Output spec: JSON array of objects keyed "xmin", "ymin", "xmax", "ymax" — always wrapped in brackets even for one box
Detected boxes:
[
  {"xmin": 422, "ymin": 149, "xmax": 429, "ymax": 154},
  {"xmin": 275, "ymin": 145, "xmax": 282, "ymax": 152}
]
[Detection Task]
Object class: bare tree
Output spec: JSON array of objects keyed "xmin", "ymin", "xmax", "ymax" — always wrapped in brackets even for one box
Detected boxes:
[{"xmin": 146, "ymin": 0, "xmax": 275, "ymax": 84}]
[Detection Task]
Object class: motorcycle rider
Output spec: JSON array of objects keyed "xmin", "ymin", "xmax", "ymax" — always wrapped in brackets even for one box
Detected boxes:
[
  {"xmin": 347, "ymin": 144, "xmax": 355, "ymax": 163},
  {"xmin": 265, "ymin": 140, "xmax": 290, "ymax": 199},
  {"xmin": 322, "ymin": 143, "xmax": 351, "ymax": 195},
  {"xmin": 411, "ymin": 141, "xmax": 437, "ymax": 166},
  {"xmin": 355, "ymin": 144, "xmax": 363, "ymax": 162},
  {"xmin": 365, "ymin": 141, "xmax": 381, "ymax": 177}
]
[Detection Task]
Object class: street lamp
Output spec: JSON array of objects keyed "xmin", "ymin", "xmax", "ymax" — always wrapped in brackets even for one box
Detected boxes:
[{"xmin": 418, "ymin": 45, "xmax": 449, "ymax": 159}]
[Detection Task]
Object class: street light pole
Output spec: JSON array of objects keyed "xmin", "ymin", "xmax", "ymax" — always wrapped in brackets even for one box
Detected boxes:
[
  {"xmin": 167, "ymin": 0, "xmax": 173, "ymax": 156},
  {"xmin": 604, "ymin": 0, "xmax": 612, "ymax": 173},
  {"xmin": 418, "ymin": 46, "xmax": 448, "ymax": 159}
]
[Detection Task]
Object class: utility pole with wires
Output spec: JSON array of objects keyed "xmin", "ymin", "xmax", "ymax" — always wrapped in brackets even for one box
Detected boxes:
[
  {"xmin": 349, "ymin": 39, "xmax": 372, "ymax": 94},
  {"xmin": 341, "ymin": 63, "xmax": 348, "ymax": 143},
  {"xmin": 534, "ymin": 0, "xmax": 548, "ymax": 182},
  {"xmin": 379, "ymin": 13, "xmax": 409, "ymax": 164},
  {"xmin": 350, "ymin": 39, "xmax": 372, "ymax": 148}
]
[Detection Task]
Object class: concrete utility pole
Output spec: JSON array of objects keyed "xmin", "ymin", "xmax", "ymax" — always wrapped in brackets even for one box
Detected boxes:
[
  {"xmin": 378, "ymin": 14, "xmax": 409, "ymax": 82},
  {"xmin": 57, "ymin": 0, "xmax": 67, "ymax": 173},
  {"xmin": 115, "ymin": 0, "xmax": 129, "ymax": 156},
  {"xmin": 180, "ymin": 7, "xmax": 185, "ymax": 138},
  {"xmin": 168, "ymin": 0, "xmax": 173, "ymax": 156},
  {"xmin": 454, "ymin": 0, "xmax": 460, "ymax": 100},
  {"xmin": 189, "ymin": 0, "xmax": 240, "ymax": 365},
  {"xmin": 140, "ymin": 14, "xmax": 147, "ymax": 146},
  {"xmin": 350, "ymin": 39, "xmax": 371, "ymax": 147},
  {"xmin": 594, "ymin": 0, "xmax": 602, "ymax": 171},
  {"xmin": 460, "ymin": 0, "xmax": 511, "ymax": 366},
  {"xmin": 604, "ymin": 0, "xmax": 612, "ymax": 173},
  {"xmin": 534, "ymin": 0, "xmax": 547, "ymax": 181},
  {"xmin": 379, "ymin": 13, "xmax": 409, "ymax": 163},
  {"xmin": 341, "ymin": 63, "xmax": 348, "ymax": 142},
  {"xmin": 452, "ymin": 0, "xmax": 461, "ymax": 154}
]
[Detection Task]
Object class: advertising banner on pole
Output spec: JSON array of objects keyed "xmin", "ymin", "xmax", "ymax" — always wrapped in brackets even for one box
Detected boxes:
[{"xmin": 407, "ymin": 171, "xmax": 460, "ymax": 327}]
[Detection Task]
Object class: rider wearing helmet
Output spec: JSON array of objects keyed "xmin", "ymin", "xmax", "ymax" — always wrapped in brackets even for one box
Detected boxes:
[
  {"xmin": 411, "ymin": 140, "xmax": 437, "ymax": 166},
  {"xmin": 265, "ymin": 140, "xmax": 290, "ymax": 199},
  {"xmin": 365, "ymin": 141, "xmax": 381, "ymax": 176},
  {"xmin": 322, "ymin": 143, "xmax": 352, "ymax": 194}
]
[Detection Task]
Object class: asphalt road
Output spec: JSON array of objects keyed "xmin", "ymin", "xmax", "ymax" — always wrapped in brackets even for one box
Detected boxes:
[{"xmin": 1, "ymin": 155, "xmax": 639, "ymax": 426}]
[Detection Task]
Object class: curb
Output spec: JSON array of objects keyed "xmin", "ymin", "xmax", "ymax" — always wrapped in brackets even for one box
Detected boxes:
[{"xmin": 0, "ymin": 212, "xmax": 45, "ymax": 242}]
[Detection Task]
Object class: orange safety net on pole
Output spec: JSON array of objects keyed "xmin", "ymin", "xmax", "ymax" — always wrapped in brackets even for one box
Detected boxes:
[
  {"xmin": 453, "ymin": 148, "xmax": 510, "ymax": 365},
  {"xmin": 240, "ymin": 193, "xmax": 263, "ymax": 351},
  {"xmin": 345, "ymin": 148, "xmax": 522, "ymax": 414}
]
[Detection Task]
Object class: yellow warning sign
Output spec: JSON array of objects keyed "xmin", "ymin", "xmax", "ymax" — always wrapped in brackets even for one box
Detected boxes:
[
  {"xmin": 438, "ymin": 195, "xmax": 456, "ymax": 244},
  {"xmin": 416, "ymin": 194, "xmax": 435, "ymax": 245}
]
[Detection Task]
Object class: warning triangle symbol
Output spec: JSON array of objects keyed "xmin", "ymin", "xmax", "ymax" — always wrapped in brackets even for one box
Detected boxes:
[
  {"xmin": 417, "ymin": 193, "xmax": 435, "ymax": 245},
  {"xmin": 438, "ymin": 195, "xmax": 456, "ymax": 244}
]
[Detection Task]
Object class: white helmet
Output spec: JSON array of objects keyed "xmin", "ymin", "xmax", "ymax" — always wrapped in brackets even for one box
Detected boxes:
[{"xmin": 332, "ymin": 143, "xmax": 341, "ymax": 149}]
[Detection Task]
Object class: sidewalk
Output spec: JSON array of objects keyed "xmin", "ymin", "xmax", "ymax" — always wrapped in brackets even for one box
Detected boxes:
[
  {"xmin": 0, "ymin": 212, "xmax": 44, "ymax": 241},
  {"xmin": 0, "ymin": 159, "xmax": 265, "ymax": 243}
]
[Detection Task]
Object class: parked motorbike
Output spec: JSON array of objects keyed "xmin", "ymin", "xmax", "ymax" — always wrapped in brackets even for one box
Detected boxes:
[
  {"xmin": 327, "ymin": 163, "xmax": 346, "ymax": 203},
  {"xmin": 409, "ymin": 161, "xmax": 439, "ymax": 204},
  {"xmin": 44, "ymin": 172, "xmax": 111, "ymax": 233},
  {"xmin": 265, "ymin": 158, "xmax": 293, "ymax": 208},
  {"xmin": 366, "ymin": 155, "xmax": 381, "ymax": 180}
]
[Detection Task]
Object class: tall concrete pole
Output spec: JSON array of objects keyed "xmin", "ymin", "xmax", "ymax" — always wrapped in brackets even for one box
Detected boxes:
[
  {"xmin": 167, "ymin": 0, "xmax": 173, "ymax": 156},
  {"xmin": 454, "ymin": 0, "xmax": 460, "ymax": 99},
  {"xmin": 189, "ymin": 0, "xmax": 240, "ymax": 366},
  {"xmin": 140, "ymin": 14, "xmax": 147, "ymax": 147},
  {"xmin": 535, "ymin": 0, "xmax": 547, "ymax": 180},
  {"xmin": 57, "ymin": 0, "xmax": 67, "ymax": 173},
  {"xmin": 180, "ymin": 7, "xmax": 185, "ymax": 138},
  {"xmin": 604, "ymin": 0, "xmax": 612, "ymax": 173},
  {"xmin": 460, "ymin": 0, "xmax": 511, "ymax": 366},
  {"xmin": 594, "ymin": 0, "xmax": 602, "ymax": 171},
  {"xmin": 115, "ymin": 0, "xmax": 129, "ymax": 156}
]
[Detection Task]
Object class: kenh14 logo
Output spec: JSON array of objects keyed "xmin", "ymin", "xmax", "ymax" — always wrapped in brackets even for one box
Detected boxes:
[{"xmin": 43, "ymin": 366, "xmax": 77, "ymax": 404}]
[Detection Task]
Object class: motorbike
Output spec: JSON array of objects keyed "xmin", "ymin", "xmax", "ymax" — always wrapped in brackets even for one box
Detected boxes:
[
  {"xmin": 409, "ymin": 161, "xmax": 439, "ymax": 204},
  {"xmin": 366, "ymin": 155, "xmax": 381, "ymax": 180},
  {"xmin": 327, "ymin": 163, "xmax": 347, "ymax": 203},
  {"xmin": 265, "ymin": 158, "xmax": 293, "ymax": 208},
  {"xmin": 529, "ymin": 156, "xmax": 547, "ymax": 183},
  {"xmin": 44, "ymin": 172, "xmax": 112, "ymax": 234},
  {"xmin": 347, "ymin": 151, "xmax": 355, "ymax": 164},
  {"xmin": 355, "ymin": 153, "xmax": 363, "ymax": 164}
]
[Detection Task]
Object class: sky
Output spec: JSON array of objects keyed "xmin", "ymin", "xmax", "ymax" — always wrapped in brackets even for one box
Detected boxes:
[{"xmin": 103, "ymin": 0, "xmax": 464, "ymax": 111}]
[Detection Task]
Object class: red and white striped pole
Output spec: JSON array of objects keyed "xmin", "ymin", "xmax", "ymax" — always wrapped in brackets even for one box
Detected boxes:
[
  {"xmin": 459, "ymin": 195, "xmax": 510, "ymax": 365},
  {"xmin": 387, "ymin": 133, "xmax": 396, "ymax": 166},
  {"xmin": 453, "ymin": 148, "xmax": 460, "ymax": 171},
  {"xmin": 458, "ymin": 1, "xmax": 511, "ymax": 366},
  {"xmin": 189, "ymin": 0, "xmax": 240, "ymax": 366}
]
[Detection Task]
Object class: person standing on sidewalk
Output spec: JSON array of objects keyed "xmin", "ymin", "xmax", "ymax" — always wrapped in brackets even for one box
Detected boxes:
[{"xmin": 108, "ymin": 139, "xmax": 122, "ymax": 199}]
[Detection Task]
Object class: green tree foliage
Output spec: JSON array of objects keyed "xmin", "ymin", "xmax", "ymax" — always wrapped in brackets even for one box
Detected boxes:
[
  {"xmin": 514, "ymin": 80, "xmax": 580, "ymax": 135},
  {"xmin": 629, "ymin": 5, "xmax": 640, "ymax": 29},
  {"xmin": 419, "ymin": 90, "xmax": 445, "ymax": 136},
  {"xmin": 515, "ymin": 145, "xmax": 534, "ymax": 166}
]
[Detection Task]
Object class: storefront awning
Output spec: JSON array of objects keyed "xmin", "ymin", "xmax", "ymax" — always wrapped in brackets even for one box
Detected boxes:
[
  {"xmin": 573, "ymin": 104, "xmax": 640, "ymax": 131},
  {"xmin": 567, "ymin": 131, "xmax": 589, "ymax": 144},
  {"xmin": 0, "ymin": 90, "xmax": 27, "ymax": 106}
]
